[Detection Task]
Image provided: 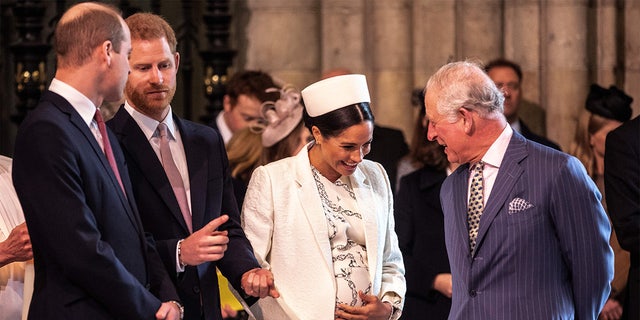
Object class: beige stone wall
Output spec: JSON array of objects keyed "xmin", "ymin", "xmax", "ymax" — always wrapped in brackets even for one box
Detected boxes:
[{"xmin": 237, "ymin": 0, "xmax": 638, "ymax": 151}]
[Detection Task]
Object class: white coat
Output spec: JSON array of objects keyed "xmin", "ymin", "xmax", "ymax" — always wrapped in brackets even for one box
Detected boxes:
[{"xmin": 241, "ymin": 144, "xmax": 406, "ymax": 320}]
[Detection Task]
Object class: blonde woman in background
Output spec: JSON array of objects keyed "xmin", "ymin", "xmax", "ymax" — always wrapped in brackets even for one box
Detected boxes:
[{"xmin": 569, "ymin": 84, "xmax": 633, "ymax": 320}]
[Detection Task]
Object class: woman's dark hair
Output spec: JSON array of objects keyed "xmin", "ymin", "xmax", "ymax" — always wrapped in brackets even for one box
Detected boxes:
[{"xmin": 302, "ymin": 102, "xmax": 375, "ymax": 138}]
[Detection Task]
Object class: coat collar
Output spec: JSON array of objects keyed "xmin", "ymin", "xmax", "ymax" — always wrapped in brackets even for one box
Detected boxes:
[
  {"xmin": 109, "ymin": 106, "xmax": 193, "ymax": 234},
  {"xmin": 45, "ymin": 92, "xmax": 142, "ymax": 234},
  {"xmin": 291, "ymin": 143, "xmax": 379, "ymax": 282},
  {"xmin": 472, "ymin": 132, "xmax": 528, "ymax": 257}
]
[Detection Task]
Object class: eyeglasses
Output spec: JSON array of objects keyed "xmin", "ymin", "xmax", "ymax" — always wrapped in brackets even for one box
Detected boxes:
[{"xmin": 495, "ymin": 82, "xmax": 520, "ymax": 91}]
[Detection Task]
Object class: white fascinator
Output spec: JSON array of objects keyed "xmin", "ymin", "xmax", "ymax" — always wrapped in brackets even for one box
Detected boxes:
[{"xmin": 258, "ymin": 84, "xmax": 304, "ymax": 147}]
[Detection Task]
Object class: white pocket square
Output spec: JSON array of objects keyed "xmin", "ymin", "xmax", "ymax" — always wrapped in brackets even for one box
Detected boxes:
[{"xmin": 508, "ymin": 197, "xmax": 534, "ymax": 214}]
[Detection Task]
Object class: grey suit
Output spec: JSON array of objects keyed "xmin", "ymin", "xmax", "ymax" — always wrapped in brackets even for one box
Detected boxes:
[{"xmin": 441, "ymin": 131, "xmax": 613, "ymax": 319}]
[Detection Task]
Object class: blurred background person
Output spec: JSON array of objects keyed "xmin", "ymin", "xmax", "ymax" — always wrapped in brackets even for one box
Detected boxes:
[
  {"xmin": 569, "ymin": 84, "xmax": 633, "ymax": 320},
  {"xmin": 227, "ymin": 128, "xmax": 263, "ymax": 210},
  {"xmin": 484, "ymin": 58, "xmax": 561, "ymax": 151},
  {"xmin": 605, "ymin": 113, "xmax": 639, "ymax": 320},
  {"xmin": 0, "ymin": 155, "xmax": 33, "ymax": 320},
  {"xmin": 259, "ymin": 84, "xmax": 311, "ymax": 165},
  {"xmin": 242, "ymin": 74, "xmax": 405, "ymax": 319},
  {"xmin": 210, "ymin": 70, "xmax": 280, "ymax": 144},
  {"xmin": 394, "ymin": 94, "xmax": 457, "ymax": 319}
]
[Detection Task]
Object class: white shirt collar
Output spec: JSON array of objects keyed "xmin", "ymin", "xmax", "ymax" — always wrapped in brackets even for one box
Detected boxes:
[
  {"xmin": 215, "ymin": 111, "xmax": 232, "ymax": 145},
  {"xmin": 49, "ymin": 78, "xmax": 97, "ymax": 127},
  {"xmin": 124, "ymin": 101, "xmax": 176, "ymax": 141},
  {"xmin": 481, "ymin": 124, "xmax": 513, "ymax": 169}
]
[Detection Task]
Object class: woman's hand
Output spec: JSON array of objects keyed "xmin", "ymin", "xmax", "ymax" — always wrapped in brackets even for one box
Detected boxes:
[{"xmin": 335, "ymin": 291, "xmax": 392, "ymax": 320}]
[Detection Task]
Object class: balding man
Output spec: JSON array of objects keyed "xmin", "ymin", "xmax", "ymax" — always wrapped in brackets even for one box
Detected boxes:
[{"xmin": 12, "ymin": 3, "xmax": 181, "ymax": 319}]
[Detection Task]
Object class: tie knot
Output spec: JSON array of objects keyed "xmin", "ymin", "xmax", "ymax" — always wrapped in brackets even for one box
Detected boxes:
[
  {"xmin": 157, "ymin": 122, "xmax": 169, "ymax": 139},
  {"xmin": 472, "ymin": 161, "xmax": 484, "ymax": 172},
  {"xmin": 94, "ymin": 108, "xmax": 104, "ymax": 124}
]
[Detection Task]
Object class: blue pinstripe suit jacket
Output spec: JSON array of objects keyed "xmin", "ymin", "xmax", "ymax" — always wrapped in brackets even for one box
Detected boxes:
[{"xmin": 441, "ymin": 131, "xmax": 613, "ymax": 320}]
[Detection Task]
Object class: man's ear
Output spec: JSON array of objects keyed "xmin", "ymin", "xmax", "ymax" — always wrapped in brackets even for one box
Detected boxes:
[
  {"xmin": 459, "ymin": 107, "xmax": 475, "ymax": 134},
  {"xmin": 223, "ymin": 95, "xmax": 233, "ymax": 112},
  {"xmin": 103, "ymin": 41, "xmax": 113, "ymax": 67},
  {"xmin": 174, "ymin": 52, "xmax": 180, "ymax": 72}
]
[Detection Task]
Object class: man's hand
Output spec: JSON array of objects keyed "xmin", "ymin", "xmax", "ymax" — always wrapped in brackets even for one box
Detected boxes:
[
  {"xmin": 0, "ymin": 222, "xmax": 32, "ymax": 267},
  {"xmin": 179, "ymin": 215, "xmax": 229, "ymax": 266},
  {"xmin": 336, "ymin": 291, "xmax": 392, "ymax": 320},
  {"xmin": 598, "ymin": 298, "xmax": 623, "ymax": 320},
  {"xmin": 241, "ymin": 268, "xmax": 280, "ymax": 298},
  {"xmin": 433, "ymin": 273, "xmax": 452, "ymax": 298},
  {"xmin": 155, "ymin": 301, "xmax": 182, "ymax": 320}
]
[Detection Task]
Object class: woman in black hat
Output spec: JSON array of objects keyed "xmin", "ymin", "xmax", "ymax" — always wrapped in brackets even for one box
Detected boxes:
[{"xmin": 569, "ymin": 83, "xmax": 633, "ymax": 320}]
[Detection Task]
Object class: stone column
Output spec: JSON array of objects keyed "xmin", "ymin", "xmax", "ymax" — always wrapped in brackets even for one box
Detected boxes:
[
  {"xmin": 593, "ymin": 0, "xmax": 619, "ymax": 87},
  {"xmin": 321, "ymin": 0, "xmax": 367, "ymax": 75},
  {"xmin": 541, "ymin": 0, "xmax": 589, "ymax": 150},
  {"xmin": 504, "ymin": 0, "xmax": 541, "ymax": 103},
  {"xmin": 456, "ymin": 0, "xmax": 503, "ymax": 62},
  {"xmin": 369, "ymin": 0, "xmax": 413, "ymax": 138},
  {"xmin": 625, "ymin": 0, "xmax": 640, "ymax": 116},
  {"xmin": 244, "ymin": 0, "xmax": 319, "ymax": 89},
  {"xmin": 413, "ymin": 0, "xmax": 456, "ymax": 87}
]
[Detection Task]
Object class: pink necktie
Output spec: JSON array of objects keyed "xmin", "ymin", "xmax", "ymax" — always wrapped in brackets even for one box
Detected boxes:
[
  {"xmin": 157, "ymin": 123, "xmax": 192, "ymax": 233},
  {"xmin": 94, "ymin": 109, "xmax": 126, "ymax": 195}
]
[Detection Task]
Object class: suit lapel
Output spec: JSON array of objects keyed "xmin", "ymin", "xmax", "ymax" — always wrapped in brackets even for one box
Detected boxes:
[
  {"xmin": 294, "ymin": 150, "xmax": 334, "ymax": 275},
  {"xmin": 177, "ymin": 118, "xmax": 206, "ymax": 231},
  {"xmin": 474, "ymin": 134, "xmax": 527, "ymax": 256},
  {"xmin": 56, "ymin": 97, "xmax": 142, "ymax": 234},
  {"xmin": 111, "ymin": 108, "xmax": 191, "ymax": 234},
  {"xmin": 451, "ymin": 165, "xmax": 473, "ymax": 255}
]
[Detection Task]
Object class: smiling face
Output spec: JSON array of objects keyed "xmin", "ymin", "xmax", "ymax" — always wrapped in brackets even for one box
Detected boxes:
[
  {"xmin": 125, "ymin": 37, "xmax": 178, "ymax": 121},
  {"xmin": 424, "ymin": 87, "xmax": 470, "ymax": 164},
  {"xmin": 310, "ymin": 121, "xmax": 374, "ymax": 182}
]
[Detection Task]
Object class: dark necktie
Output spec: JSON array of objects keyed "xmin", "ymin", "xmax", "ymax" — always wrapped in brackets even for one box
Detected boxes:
[
  {"xmin": 157, "ymin": 123, "xmax": 192, "ymax": 233},
  {"xmin": 94, "ymin": 109, "xmax": 126, "ymax": 195},
  {"xmin": 468, "ymin": 161, "xmax": 484, "ymax": 254}
]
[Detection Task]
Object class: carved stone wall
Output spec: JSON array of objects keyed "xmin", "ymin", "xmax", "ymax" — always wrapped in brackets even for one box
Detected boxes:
[{"xmin": 1, "ymin": 0, "xmax": 638, "ymax": 155}]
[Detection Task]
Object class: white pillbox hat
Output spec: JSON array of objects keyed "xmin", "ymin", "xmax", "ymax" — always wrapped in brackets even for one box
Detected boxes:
[{"xmin": 301, "ymin": 74, "xmax": 370, "ymax": 117}]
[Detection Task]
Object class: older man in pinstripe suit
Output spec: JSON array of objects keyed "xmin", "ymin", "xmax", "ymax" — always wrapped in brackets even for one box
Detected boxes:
[{"xmin": 423, "ymin": 61, "xmax": 613, "ymax": 319}]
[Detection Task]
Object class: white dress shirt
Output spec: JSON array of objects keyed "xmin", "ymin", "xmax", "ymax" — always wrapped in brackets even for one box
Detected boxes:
[
  {"xmin": 49, "ymin": 79, "xmax": 103, "ymax": 149},
  {"xmin": 215, "ymin": 111, "xmax": 233, "ymax": 145},
  {"xmin": 467, "ymin": 124, "xmax": 513, "ymax": 206},
  {"xmin": 124, "ymin": 102, "xmax": 191, "ymax": 273}
]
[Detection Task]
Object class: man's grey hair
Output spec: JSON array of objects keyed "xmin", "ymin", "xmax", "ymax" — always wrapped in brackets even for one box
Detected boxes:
[{"xmin": 426, "ymin": 60, "xmax": 505, "ymax": 123}]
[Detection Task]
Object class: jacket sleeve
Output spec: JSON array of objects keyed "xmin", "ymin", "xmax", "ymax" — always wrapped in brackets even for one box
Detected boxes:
[{"xmin": 550, "ymin": 156, "xmax": 613, "ymax": 319}]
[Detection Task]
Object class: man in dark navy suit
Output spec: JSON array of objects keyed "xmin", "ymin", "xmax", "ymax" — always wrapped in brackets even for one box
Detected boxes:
[
  {"xmin": 485, "ymin": 58, "xmax": 561, "ymax": 151},
  {"xmin": 108, "ymin": 13, "xmax": 278, "ymax": 320},
  {"xmin": 12, "ymin": 3, "xmax": 181, "ymax": 319},
  {"xmin": 605, "ymin": 115, "xmax": 640, "ymax": 320},
  {"xmin": 425, "ymin": 61, "xmax": 612, "ymax": 319}
]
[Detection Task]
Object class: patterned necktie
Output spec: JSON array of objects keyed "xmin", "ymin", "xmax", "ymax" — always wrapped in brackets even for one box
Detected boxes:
[
  {"xmin": 94, "ymin": 109, "xmax": 126, "ymax": 195},
  {"xmin": 468, "ymin": 161, "xmax": 484, "ymax": 254},
  {"xmin": 157, "ymin": 123, "xmax": 192, "ymax": 233}
]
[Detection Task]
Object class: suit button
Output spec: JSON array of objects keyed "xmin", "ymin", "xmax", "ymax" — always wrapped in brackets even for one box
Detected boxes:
[
  {"xmin": 193, "ymin": 286, "xmax": 200, "ymax": 294},
  {"xmin": 469, "ymin": 290, "xmax": 477, "ymax": 297}
]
